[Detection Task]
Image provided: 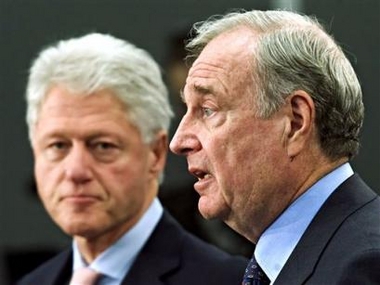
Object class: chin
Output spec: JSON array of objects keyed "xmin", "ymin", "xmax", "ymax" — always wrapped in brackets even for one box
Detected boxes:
[
  {"xmin": 58, "ymin": 219, "xmax": 96, "ymax": 238},
  {"xmin": 68, "ymin": 227, "xmax": 101, "ymax": 240},
  {"xmin": 198, "ymin": 197, "xmax": 228, "ymax": 220},
  {"xmin": 198, "ymin": 209, "xmax": 214, "ymax": 220}
]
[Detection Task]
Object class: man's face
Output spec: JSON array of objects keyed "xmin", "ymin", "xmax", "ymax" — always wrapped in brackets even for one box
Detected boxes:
[
  {"xmin": 32, "ymin": 86, "xmax": 166, "ymax": 242},
  {"xmin": 170, "ymin": 28, "xmax": 293, "ymax": 238}
]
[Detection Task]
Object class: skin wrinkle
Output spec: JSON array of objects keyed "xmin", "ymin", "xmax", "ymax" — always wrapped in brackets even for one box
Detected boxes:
[
  {"xmin": 33, "ymin": 86, "xmax": 166, "ymax": 262},
  {"xmin": 170, "ymin": 26, "xmax": 350, "ymax": 243},
  {"xmin": 189, "ymin": 72, "xmax": 229, "ymax": 98}
]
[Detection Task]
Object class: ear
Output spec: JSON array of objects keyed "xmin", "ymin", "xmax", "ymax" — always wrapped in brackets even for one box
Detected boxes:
[
  {"xmin": 286, "ymin": 90, "xmax": 315, "ymax": 159},
  {"xmin": 148, "ymin": 130, "xmax": 168, "ymax": 176}
]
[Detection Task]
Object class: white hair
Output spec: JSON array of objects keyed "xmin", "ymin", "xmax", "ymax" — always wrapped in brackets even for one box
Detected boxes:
[
  {"xmin": 26, "ymin": 33, "xmax": 173, "ymax": 144},
  {"xmin": 187, "ymin": 10, "xmax": 364, "ymax": 159}
]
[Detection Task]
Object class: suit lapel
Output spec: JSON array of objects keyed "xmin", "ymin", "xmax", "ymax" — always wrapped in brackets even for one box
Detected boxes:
[
  {"xmin": 274, "ymin": 174, "xmax": 377, "ymax": 284},
  {"xmin": 33, "ymin": 249, "xmax": 72, "ymax": 285},
  {"xmin": 121, "ymin": 212, "xmax": 183, "ymax": 285}
]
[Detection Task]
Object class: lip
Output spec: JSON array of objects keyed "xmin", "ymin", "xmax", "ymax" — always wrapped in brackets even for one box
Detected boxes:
[
  {"xmin": 188, "ymin": 166, "xmax": 207, "ymax": 179},
  {"xmin": 194, "ymin": 175, "xmax": 213, "ymax": 193},
  {"xmin": 61, "ymin": 195, "xmax": 100, "ymax": 204},
  {"xmin": 189, "ymin": 166, "xmax": 213, "ymax": 193}
]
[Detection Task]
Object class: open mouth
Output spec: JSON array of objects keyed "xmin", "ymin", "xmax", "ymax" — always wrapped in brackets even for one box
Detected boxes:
[
  {"xmin": 189, "ymin": 166, "xmax": 213, "ymax": 192},
  {"xmin": 191, "ymin": 170, "xmax": 212, "ymax": 181}
]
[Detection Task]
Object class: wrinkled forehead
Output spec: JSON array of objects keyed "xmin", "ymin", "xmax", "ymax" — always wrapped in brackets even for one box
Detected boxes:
[
  {"xmin": 184, "ymin": 29, "xmax": 257, "ymax": 101},
  {"xmin": 197, "ymin": 28, "xmax": 256, "ymax": 66},
  {"xmin": 193, "ymin": 28, "xmax": 257, "ymax": 79}
]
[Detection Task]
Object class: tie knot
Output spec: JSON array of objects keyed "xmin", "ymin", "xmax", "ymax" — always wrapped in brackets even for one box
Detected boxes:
[{"xmin": 70, "ymin": 267, "xmax": 102, "ymax": 285}]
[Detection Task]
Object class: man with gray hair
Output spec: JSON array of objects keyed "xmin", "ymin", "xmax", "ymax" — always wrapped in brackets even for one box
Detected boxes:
[
  {"xmin": 170, "ymin": 9, "xmax": 380, "ymax": 284},
  {"xmin": 17, "ymin": 33, "xmax": 247, "ymax": 285}
]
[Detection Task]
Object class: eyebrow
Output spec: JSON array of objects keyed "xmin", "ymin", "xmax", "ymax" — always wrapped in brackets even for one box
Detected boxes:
[
  {"xmin": 193, "ymin": 83, "xmax": 213, "ymax": 95},
  {"xmin": 181, "ymin": 83, "xmax": 216, "ymax": 101},
  {"xmin": 38, "ymin": 129, "xmax": 119, "ymax": 142}
]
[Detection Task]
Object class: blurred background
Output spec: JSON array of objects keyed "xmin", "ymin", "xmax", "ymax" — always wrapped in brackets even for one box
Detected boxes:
[{"xmin": 0, "ymin": 0, "xmax": 379, "ymax": 283}]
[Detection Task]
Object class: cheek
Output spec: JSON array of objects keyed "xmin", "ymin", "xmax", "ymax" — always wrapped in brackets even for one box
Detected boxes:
[
  {"xmin": 213, "ymin": 127, "xmax": 280, "ymax": 199},
  {"xmin": 214, "ymin": 134, "xmax": 255, "ymax": 181},
  {"xmin": 108, "ymin": 157, "xmax": 145, "ymax": 180},
  {"xmin": 34, "ymin": 161, "xmax": 58, "ymax": 199},
  {"xmin": 99, "ymin": 160, "xmax": 148, "ymax": 196}
]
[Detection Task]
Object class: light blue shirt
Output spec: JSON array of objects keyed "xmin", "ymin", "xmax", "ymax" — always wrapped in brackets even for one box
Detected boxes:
[
  {"xmin": 255, "ymin": 163, "xmax": 354, "ymax": 284},
  {"xmin": 72, "ymin": 198, "xmax": 163, "ymax": 285}
]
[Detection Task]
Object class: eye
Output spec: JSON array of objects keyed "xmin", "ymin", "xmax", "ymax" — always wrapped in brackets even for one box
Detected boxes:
[
  {"xmin": 43, "ymin": 140, "xmax": 70, "ymax": 161},
  {"xmin": 202, "ymin": 107, "xmax": 214, "ymax": 117},
  {"xmin": 90, "ymin": 140, "xmax": 120, "ymax": 162},
  {"xmin": 93, "ymin": 142, "xmax": 116, "ymax": 151},
  {"xmin": 49, "ymin": 141, "xmax": 69, "ymax": 151}
]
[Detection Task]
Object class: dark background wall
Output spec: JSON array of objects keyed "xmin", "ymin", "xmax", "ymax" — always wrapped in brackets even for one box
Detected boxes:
[{"xmin": 0, "ymin": 0, "xmax": 378, "ymax": 282}]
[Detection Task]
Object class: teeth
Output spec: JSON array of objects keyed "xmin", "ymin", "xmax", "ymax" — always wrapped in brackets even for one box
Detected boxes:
[
  {"xmin": 192, "ymin": 169, "xmax": 212, "ymax": 180},
  {"xmin": 198, "ymin": 173, "xmax": 211, "ymax": 180}
]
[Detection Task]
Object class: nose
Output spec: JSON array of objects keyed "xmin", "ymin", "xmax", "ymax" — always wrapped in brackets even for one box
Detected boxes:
[
  {"xmin": 64, "ymin": 143, "xmax": 93, "ymax": 184},
  {"xmin": 169, "ymin": 115, "xmax": 201, "ymax": 156}
]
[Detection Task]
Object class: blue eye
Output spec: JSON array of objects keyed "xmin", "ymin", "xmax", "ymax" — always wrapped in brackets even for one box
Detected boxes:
[{"xmin": 203, "ymin": 107, "xmax": 214, "ymax": 117}]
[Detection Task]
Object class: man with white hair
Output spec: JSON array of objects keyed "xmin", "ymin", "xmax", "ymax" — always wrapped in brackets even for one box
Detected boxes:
[
  {"xmin": 17, "ymin": 33, "xmax": 247, "ymax": 285},
  {"xmin": 170, "ymin": 9, "xmax": 380, "ymax": 284}
]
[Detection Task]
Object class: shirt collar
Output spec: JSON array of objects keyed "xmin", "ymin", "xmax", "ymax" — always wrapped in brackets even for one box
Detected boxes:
[
  {"xmin": 73, "ymin": 198, "xmax": 163, "ymax": 283},
  {"xmin": 255, "ymin": 163, "xmax": 353, "ymax": 283}
]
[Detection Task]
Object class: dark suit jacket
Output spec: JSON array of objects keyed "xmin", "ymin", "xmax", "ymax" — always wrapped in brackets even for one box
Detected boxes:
[
  {"xmin": 17, "ymin": 211, "xmax": 247, "ymax": 285},
  {"xmin": 274, "ymin": 174, "xmax": 380, "ymax": 285}
]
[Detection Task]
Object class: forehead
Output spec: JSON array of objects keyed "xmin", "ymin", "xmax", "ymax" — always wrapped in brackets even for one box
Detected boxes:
[
  {"xmin": 34, "ymin": 86, "xmax": 134, "ymax": 138},
  {"xmin": 197, "ymin": 27, "xmax": 257, "ymax": 65},
  {"xmin": 185, "ymin": 27, "xmax": 257, "ymax": 98},
  {"xmin": 40, "ymin": 86, "xmax": 125, "ymax": 116}
]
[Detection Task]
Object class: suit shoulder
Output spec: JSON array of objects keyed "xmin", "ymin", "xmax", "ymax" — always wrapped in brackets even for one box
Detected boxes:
[
  {"xmin": 337, "ymin": 249, "xmax": 380, "ymax": 284},
  {"xmin": 182, "ymin": 229, "xmax": 247, "ymax": 263},
  {"xmin": 156, "ymin": 212, "xmax": 248, "ymax": 284},
  {"xmin": 179, "ymin": 228, "xmax": 248, "ymax": 283},
  {"xmin": 16, "ymin": 249, "xmax": 71, "ymax": 285},
  {"xmin": 335, "ymin": 195, "xmax": 380, "ymax": 248}
]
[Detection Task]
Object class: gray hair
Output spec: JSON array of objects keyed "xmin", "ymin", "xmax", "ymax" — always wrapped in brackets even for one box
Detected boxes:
[
  {"xmin": 26, "ymin": 33, "xmax": 174, "ymax": 144},
  {"xmin": 186, "ymin": 10, "xmax": 364, "ymax": 160}
]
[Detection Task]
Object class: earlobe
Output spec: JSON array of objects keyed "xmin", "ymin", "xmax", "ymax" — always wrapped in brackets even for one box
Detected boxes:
[{"xmin": 286, "ymin": 90, "xmax": 315, "ymax": 159}]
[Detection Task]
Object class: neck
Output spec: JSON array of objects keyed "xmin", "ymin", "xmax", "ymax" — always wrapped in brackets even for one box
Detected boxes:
[
  {"xmin": 238, "ymin": 155, "xmax": 348, "ymax": 244},
  {"xmin": 289, "ymin": 156, "xmax": 348, "ymax": 205}
]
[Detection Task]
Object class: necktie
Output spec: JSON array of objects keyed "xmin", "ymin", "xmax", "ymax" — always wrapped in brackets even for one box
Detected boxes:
[
  {"xmin": 69, "ymin": 267, "xmax": 102, "ymax": 285},
  {"xmin": 242, "ymin": 255, "xmax": 270, "ymax": 285}
]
